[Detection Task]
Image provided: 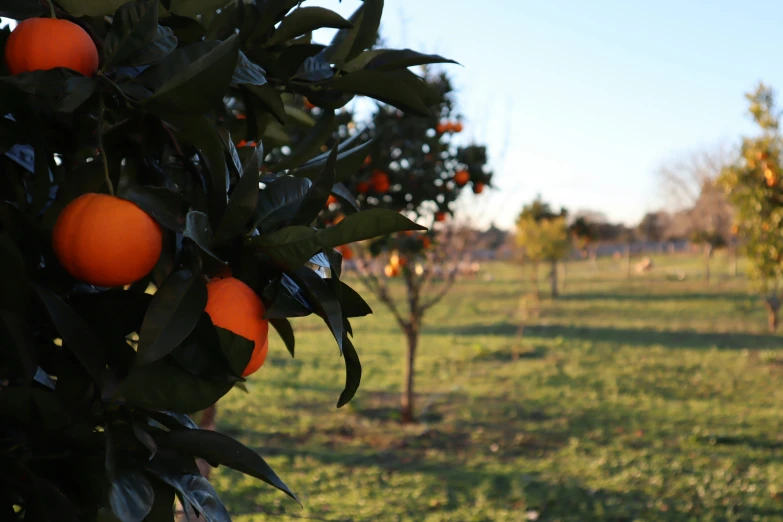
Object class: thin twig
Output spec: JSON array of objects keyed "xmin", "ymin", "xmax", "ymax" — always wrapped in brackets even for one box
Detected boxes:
[{"xmin": 97, "ymin": 94, "xmax": 115, "ymax": 196}]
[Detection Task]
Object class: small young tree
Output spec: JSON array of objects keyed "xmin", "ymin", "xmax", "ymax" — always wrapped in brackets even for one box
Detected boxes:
[
  {"xmin": 515, "ymin": 197, "xmax": 570, "ymax": 298},
  {"xmin": 720, "ymin": 83, "xmax": 783, "ymax": 331},
  {"xmin": 0, "ymin": 0, "xmax": 452, "ymax": 519},
  {"xmin": 328, "ymin": 71, "xmax": 492, "ymax": 423}
]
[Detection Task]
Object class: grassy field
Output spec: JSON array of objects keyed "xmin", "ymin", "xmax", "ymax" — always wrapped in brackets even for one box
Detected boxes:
[{"xmin": 211, "ymin": 252, "xmax": 783, "ymax": 521}]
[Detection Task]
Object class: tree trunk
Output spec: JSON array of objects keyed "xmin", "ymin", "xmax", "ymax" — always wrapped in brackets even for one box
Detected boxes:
[
  {"xmin": 703, "ymin": 245, "xmax": 712, "ymax": 284},
  {"xmin": 549, "ymin": 260, "xmax": 558, "ymax": 298},
  {"xmin": 625, "ymin": 244, "xmax": 631, "ymax": 280},
  {"xmin": 730, "ymin": 246, "xmax": 738, "ymax": 277},
  {"xmin": 530, "ymin": 263, "xmax": 540, "ymax": 301},
  {"xmin": 400, "ymin": 325, "xmax": 419, "ymax": 424},
  {"xmin": 561, "ymin": 260, "xmax": 568, "ymax": 293},
  {"xmin": 765, "ymin": 297, "xmax": 780, "ymax": 332}
]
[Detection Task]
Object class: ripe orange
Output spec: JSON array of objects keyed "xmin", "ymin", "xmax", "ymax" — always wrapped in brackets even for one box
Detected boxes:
[
  {"xmin": 362, "ymin": 155, "xmax": 372, "ymax": 167},
  {"xmin": 304, "ymin": 98, "xmax": 316, "ymax": 110},
  {"xmin": 473, "ymin": 182, "xmax": 485, "ymax": 194},
  {"xmin": 452, "ymin": 122, "xmax": 463, "ymax": 133},
  {"xmin": 53, "ymin": 194, "xmax": 162, "ymax": 287},
  {"xmin": 384, "ymin": 264, "xmax": 400, "ymax": 277},
  {"xmin": 205, "ymin": 277, "xmax": 269, "ymax": 377},
  {"xmin": 372, "ymin": 170, "xmax": 390, "ymax": 193},
  {"xmin": 435, "ymin": 122, "xmax": 449, "ymax": 134},
  {"xmin": 435, "ymin": 211, "xmax": 447, "ymax": 222},
  {"xmin": 326, "ymin": 195, "xmax": 338, "ymax": 206},
  {"xmin": 237, "ymin": 140, "xmax": 256, "ymax": 147},
  {"xmin": 454, "ymin": 170, "xmax": 470, "ymax": 186},
  {"xmin": 337, "ymin": 244, "xmax": 354, "ymax": 260},
  {"xmin": 421, "ymin": 236, "xmax": 431, "ymax": 249},
  {"xmin": 356, "ymin": 181, "xmax": 370, "ymax": 194},
  {"xmin": 5, "ymin": 18, "xmax": 99, "ymax": 77}
]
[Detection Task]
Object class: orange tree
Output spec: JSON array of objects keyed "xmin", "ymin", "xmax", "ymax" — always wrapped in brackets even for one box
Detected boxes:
[
  {"xmin": 515, "ymin": 197, "xmax": 570, "ymax": 298},
  {"xmin": 325, "ymin": 71, "xmax": 492, "ymax": 423},
  {"xmin": 720, "ymin": 83, "xmax": 783, "ymax": 331},
  {"xmin": 0, "ymin": 0, "xmax": 455, "ymax": 519}
]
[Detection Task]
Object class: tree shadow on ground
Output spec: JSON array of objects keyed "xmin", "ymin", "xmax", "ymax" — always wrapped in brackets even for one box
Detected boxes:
[{"xmin": 427, "ymin": 322, "xmax": 783, "ymax": 350}]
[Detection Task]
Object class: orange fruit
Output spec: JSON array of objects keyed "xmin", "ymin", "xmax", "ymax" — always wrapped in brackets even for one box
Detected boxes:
[
  {"xmin": 5, "ymin": 18, "xmax": 98, "ymax": 77},
  {"xmin": 421, "ymin": 236, "xmax": 431, "ymax": 249},
  {"xmin": 435, "ymin": 122, "xmax": 449, "ymax": 134},
  {"xmin": 356, "ymin": 181, "xmax": 370, "ymax": 194},
  {"xmin": 337, "ymin": 244, "xmax": 354, "ymax": 260},
  {"xmin": 53, "ymin": 194, "xmax": 162, "ymax": 287},
  {"xmin": 205, "ymin": 277, "xmax": 269, "ymax": 377},
  {"xmin": 473, "ymin": 182, "xmax": 485, "ymax": 194},
  {"xmin": 372, "ymin": 170, "xmax": 390, "ymax": 193},
  {"xmin": 384, "ymin": 264, "xmax": 399, "ymax": 277},
  {"xmin": 304, "ymin": 98, "xmax": 316, "ymax": 110},
  {"xmin": 452, "ymin": 122, "xmax": 463, "ymax": 133},
  {"xmin": 326, "ymin": 195, "xmax": 338, "ymax": 206},
  {"xmin": 435, "ymin": 211, "xmax": 447, "ymax": 222},
  {"xmin": 236, "ymin": 140, "xmax": 256, "ymax": 148},
  {"xmin": 454, "ymin": 170, "xmax": 470, "ymax": 186},
  {"xmin": 236, "ymin": 113, "xmax": 247, "ymax": 120},
  {"xmin": 362, "ymin": 155, "xmax": 372, "ymax": 167}
]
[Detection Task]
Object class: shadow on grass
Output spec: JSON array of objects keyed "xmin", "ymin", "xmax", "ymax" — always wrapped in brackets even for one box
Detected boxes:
[{"xmin": 429, "ymin": 322, "xmax": 783, "ymax": 350}]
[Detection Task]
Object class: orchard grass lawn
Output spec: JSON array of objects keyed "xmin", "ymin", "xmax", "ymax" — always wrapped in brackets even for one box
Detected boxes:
[{"xmin": 212, "ymin": 252, "xmax": 783, "ymax": 521}]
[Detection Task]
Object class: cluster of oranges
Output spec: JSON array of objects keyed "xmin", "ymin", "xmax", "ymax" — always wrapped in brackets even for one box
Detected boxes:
[
  {"xmin": 435, "ymin": 121, "xmax": 463, "ymax": 134},
  {"xmin": 6, "ymin": 17, "xmax": 269, "ymax": 377},
  {"xmin": 384, "ymin": 252, "xmax": 408, "ymax": 277},
  {"xmin": 356, "ymin": 170, "xmax": 390, "ymax": 195}
]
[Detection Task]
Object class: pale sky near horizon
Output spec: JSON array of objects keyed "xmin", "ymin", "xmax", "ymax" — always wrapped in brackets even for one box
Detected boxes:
[{"xmin": 310, "ymin": 0, "xmax": 783, "ymax": 230}]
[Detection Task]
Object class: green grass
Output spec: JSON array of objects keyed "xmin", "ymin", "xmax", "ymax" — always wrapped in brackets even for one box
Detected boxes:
[{"xmin": 211, "ymin": 252, "xmax": 783, "ymax": 521}]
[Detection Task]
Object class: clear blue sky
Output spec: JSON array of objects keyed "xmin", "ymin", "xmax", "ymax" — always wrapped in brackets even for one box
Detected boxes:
[{"xmin": 312, "ymin": 0, "xmax": 783, "ymax": 229}]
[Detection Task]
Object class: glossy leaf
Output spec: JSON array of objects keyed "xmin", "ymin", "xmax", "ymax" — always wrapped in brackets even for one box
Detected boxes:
[
  {"xmin": 268, "ymin": 7, "xmax": 352, "ymax": 46},
  {"xmin": 337, "ymin": 334, "xmax": 361, "ymax": 407},
  {"xmin": 156, "ymin": 429, "xmax": 299, "ymax": 503},
  {"xmin": 148, "ymin": 471, "xmax": 230, "ymax": 522},
  {"xmin": 291, "ymin": 140, "xmax": 338, "ymax": 225},
  {"xmin": 231, "ymin": 51, "xmax": 268, "ymax": 86},
  {"xmin": 184, "ymin": 211, "xmax": 224, "ymax": 263},
  {"xmin": 338, "ymin": 282, "xmax": 373, "ymax": 318},
  {"xmin": 214, "ymin": 163, "xmax": 260, "ymax": 244},
  {"xmin": 275, "ymin": 110, "xmax": 335, "ymax": 171},
  {"xmin": 292, "ymin": 139, "xmax": 373, "ymax": 182},
  {"xmin": 269, "ymin": 317, "xmax": 295, "ymax": 357},
  {"xmin": 253, "ymin": 176, "xmax": 312, "ymax": 232},
  {"xmin": 104, "ymin": 0, "xmax": 177, "ymax": 68},
  {"xmin": 143, "ymin": 36, "xmax": 239, "ymax": 115},
  {"xmin": 32, "ymin": 284, "xmax": 106, "ymax": 385},
  {"xmin": 136, "ymin": 270, "xmax": 208, "ymax": 366},
  {"xmin": 327, "ymin": 69, "xmax": 432, "ymax": 116},
  {"xmin": 121, "ymin": 185, "xmax": 189, "ymax": 233},
  {"xmin": 108, "ymin": 470, "xmax": 154, "ymax": 522}
]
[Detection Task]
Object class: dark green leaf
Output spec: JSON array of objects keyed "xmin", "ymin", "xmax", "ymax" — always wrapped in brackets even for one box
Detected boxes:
[
  {"xmin": 148, "ymin": 471, "xmax": 230, "ymax": 522},
  {"xmin": 132, "ymin": 422, "xmax": 158, "ymax": 460},
  {"xmin": 143, "ymin": 36, "xmax": 239, "ymax": 115},
  {"xmin": 291, "ymin": 265, "xmax": 342, "ymax": 350},
  {"xmin": 327, "ymin": 69, "xmax": 431, "ymax": 116},
  {"xmin": 104, "ymin": 0, "xmax": 176, "ymax": 67},
  {"xmin": 346, "ymin": 0, "xmax": 383, "ymax": 59},
  {"xmin": 137, "ymin": 270, "xmax": 207, "ymax": 366},
  {"xmin": 339, "ymin": 281, "xmax": 372, "ymax": 317},
  {"xmin": 156, "ymin": 429, "xmax": 299, "ymax": 504},
  {"xmin": 263, "ymin": 275, "xmax": 313, "ymax": 319},
  {"xmin": 331, "ymin": 183, "xmax": 360, "ymax": 212},
  {"xmin": 269, "ymin": 317, "xmax": 295, "ymax": 357},
  {"xmin": 0, "ymin": 311, "xmax": 36, "ymax": 381},
  {"xmin": 318, "ymin": 2, "xmax": 364, "ymax": 65},
  {"xmin": 57, "ymin": 77, "xmax": 97, "ymax": 112},
  {"xmin": 291, "ymin": 140, "xmax": 338, "ymax": 225},
  {"xmin": 337, "ymin": 334, "xmax": 361, "ymax": 407},
  {"xmin": 144, "ymin": 477, "xmax": 175, "ymax": 522},
  {"xmin": 0, "ymin": 1, "xmax": 46, "ymax": 19},
  {"xmin": 32, "ymin": 284, "xmax": 106, "ymax": 385},
  {"xmin": 121, "ymin": 185, "xmax": 189, "ymax": 233},
  {"xmin": 108, "ymin": 470, "xmax": 154, "ymax": 522},
  {"xmin": 232, "ymin": 51, "xmax": 267, "ymax": 86},
  {"xmin": 274, "ymin": 109, "xmax": 335, "ymax": 171},
  {"xmin": 120, "ymin": 359, "xmax": 234, "ymax": 413},
  {"xmin": 251, "ymin": 209, "xmax": 425, "ymax": 268},
  {"xmin": 214, "ymin": 157, "xmax": 261, "ymax": 244},
  {"xmin": 346, "ymin": 48, "xmax": 458, "ymax": 72},
  {"xmin": 215, "ymin": 326, "xmax": 255, "ymax": 378},
  {"xmin": 184, "ymin": 211, "xmax": 224, "ymax": 263},
  {"xmin": 268, "ymin": 6, "xmax": 352, "ymax": 46},
  {"xmin": 168, "ymin": 0, "xmax": 232, "ymax": 17},
  {"xmin": 245, "ymin": 83, "xmax": 286, "ymax": 124},
  {"xmin": 292, "ymin": 139, "xmax": 373, "ymax": 182},
  {"xmin": 252, "ymin": 176, "xmax": 312, "ymax": 232}
]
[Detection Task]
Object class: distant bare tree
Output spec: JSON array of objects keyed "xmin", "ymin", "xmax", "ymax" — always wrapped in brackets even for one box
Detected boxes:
[{"xmin": 658, "ymin": 143, "xmax": 736, "ymax": 281}]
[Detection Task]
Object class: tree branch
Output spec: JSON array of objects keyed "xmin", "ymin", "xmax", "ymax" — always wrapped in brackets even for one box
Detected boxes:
[{"xmin": 354, "ymin": 257, "xmax": 409, "ymax": 330}]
